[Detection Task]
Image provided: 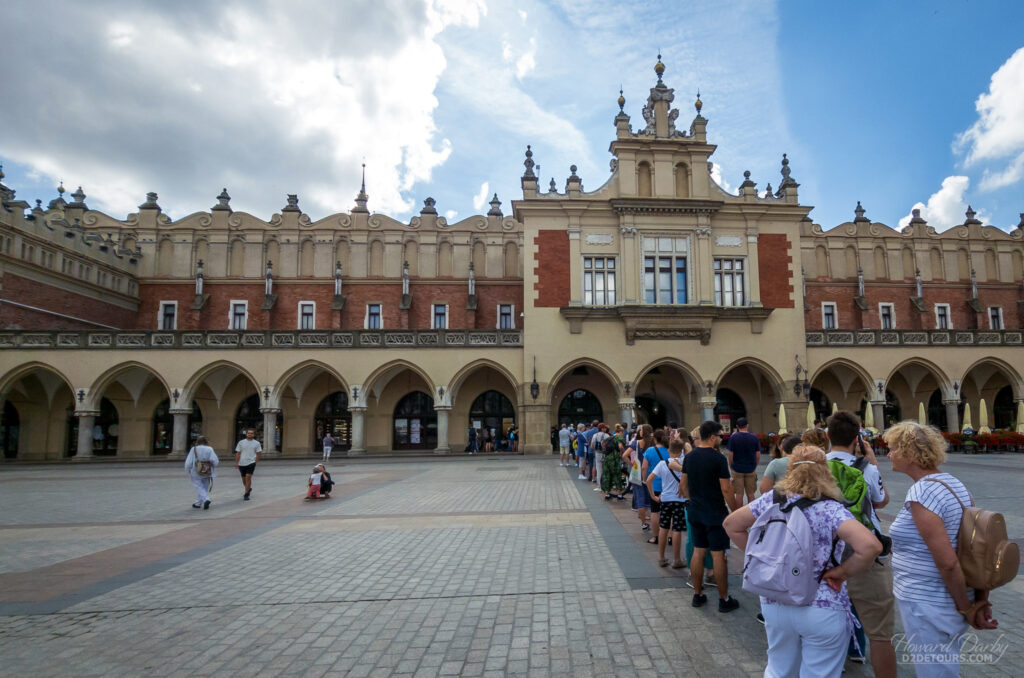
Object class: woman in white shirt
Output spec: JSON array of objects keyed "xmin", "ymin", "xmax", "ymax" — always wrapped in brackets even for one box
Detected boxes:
[{"xmin": 884, "ymin": 421, "xmax": 998, "ymax": 677}]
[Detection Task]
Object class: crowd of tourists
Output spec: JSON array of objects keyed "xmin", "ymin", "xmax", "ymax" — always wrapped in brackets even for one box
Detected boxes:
[{"xmin": 557, "ymin": 410, "xmax": 1014, "ymax": 677}]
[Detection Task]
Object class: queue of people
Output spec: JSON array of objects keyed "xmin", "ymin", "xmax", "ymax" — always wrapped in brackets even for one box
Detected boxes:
[{"xmin": 561, "ymin": 411, "xmax": 1010, "ymax": 677}]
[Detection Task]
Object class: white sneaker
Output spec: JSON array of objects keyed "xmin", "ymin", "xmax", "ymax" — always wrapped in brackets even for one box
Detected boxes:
[{"xmin": 577, "ymin": 474, "xmax": 586, "ymax": 480}]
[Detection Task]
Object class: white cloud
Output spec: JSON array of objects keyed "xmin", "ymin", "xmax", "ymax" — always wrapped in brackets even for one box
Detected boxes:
[
  {"xmin": 518, "ymin": 9, "xmax": 528, "ymax": 21},
  {"xmin": 897, "ymin": 175, "xmax": 988, "ymax": 231},
  {"xmin": 516, "ymin": 38, "xmax": 537, "ymax": 79},
  {"xmin": 0, "ymin": 1, "xmax": 484, "ymax": 218},
  {"xmin": 955, "ymin": 47, "xmax": 1024, "ymax": 191},
  {"xmin": 710, "ymin": 163, "xmax": 735, "ymax": 195},
  {"xmin": 444, "ymin": 209, "xmax": 458, "ymax": 220},
  {"xmin": 472, "ymin": 181, "xmax": 490, "ymax": 210}
]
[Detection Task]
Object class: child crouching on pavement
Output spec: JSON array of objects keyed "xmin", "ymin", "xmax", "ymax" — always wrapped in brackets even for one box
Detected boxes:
[{"xmin": 306, "ymin": 466, "xmax": 322, "ymax": 500}]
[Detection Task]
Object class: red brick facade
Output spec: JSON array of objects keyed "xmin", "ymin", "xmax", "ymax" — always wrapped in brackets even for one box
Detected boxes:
[
  {"xmin": 533, "ymin": 231, "xmax": 570, "ymax": 307},
  {"xmin": 0, "ymin": 272, "xmax": 136, "ymax": 329},
  {"xmin": 757, "ymin": 233, "xmax": 794, "ymax": 309}
]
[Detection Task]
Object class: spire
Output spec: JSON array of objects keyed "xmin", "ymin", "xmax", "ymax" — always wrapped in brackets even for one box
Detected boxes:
[
  {"xmin": 48, "ymin": 182, "xmax": 68, "ymax": 210},
  {"xmin": 654, "ymin": 52, "xmax": 665, "ymax": 86},
  {"xmin": 487, "ymin": 193, "xmax": 503, "ymax": 217},
  {"xmin": 776, "ymin": 153, "xmax": 799, "ymax": 197},
  {"xmin": 353, "ymin": 163, "xmax": 369, "ymax": 213},
  {"xmin": 522, "ymin": 145, "xmax": 536, "ymax": 179},
  {"xmin": 694, "ymin": 90, "xmax": 703, "ymax": 116}
]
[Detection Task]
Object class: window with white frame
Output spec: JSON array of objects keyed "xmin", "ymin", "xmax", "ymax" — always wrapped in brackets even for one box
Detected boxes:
[
  {"xmin": 498, "ymin": 304, "xmax": 515, "ymax": 329},
  {"xmin": 159, "ymin": 301, "xmax": 177, "ymax": 330},
  {"xmin": 583, "ymin": 256, "xmax": 616, "ymax": 305},
  {"xmin": 298, "ymin": 301, "xmax": 315, "ymax": 330},
  {"xmin": 714, "ymin": 258, "xmax": 746, "ymax": 306},
  {"xmin": 365, "ymin": 303, "xmax": 382, "ymax": 329},
  {"xmin": 432, "ymin": 304, "xmax": 448, "ymax": 329},
  {"xmin": 879, "ymin": 303, "xmax": 895, "ymax": 330},
  {"xmin": 989, "ymin": 307, "xmax": 1003, "ymax": 330},
  {"xmin": 230, "ymin": 301, "xmax": 248, "ymax": 330},
  {"xmin": 935, "ymin": 303, "xmax": 951, "ymax": 330},
  {"xmin": 642, "ymin": 237, "xmax": 689, "ymax": 304},
  {"xmin": 822, "ymin": 302, "xmax": 837, "ymax": 330}
]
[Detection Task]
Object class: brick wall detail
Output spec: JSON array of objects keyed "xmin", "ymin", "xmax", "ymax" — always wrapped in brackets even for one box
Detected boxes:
[
  {"xmin": 533, "ymin": 231, "xmax": 570, "ymax": 307},
  {"xmin": 758, "ymin": 233, "xmax": 794, "ymax": 309},
  {"xmin": 0, "ymin": 273, "xmax": 136, "ymax": 329}
]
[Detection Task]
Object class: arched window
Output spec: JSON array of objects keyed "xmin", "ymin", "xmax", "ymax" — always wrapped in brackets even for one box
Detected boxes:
[
  {"xmin": 872, "ymin": 246, "xmax": 887, "ymax": 279},
  {"xmin": 314, "ymin": 391, "xmax": 351, "ymax": 451},
  {"xmin": 438, "ymin": 241, "xmax": 453, "ymax": 277},
  {"xmin": 229, "ymin": 239, "xmax": 245, "ymax": 277},
  {"xmin": 814, "ymin": 246, "xmax": 829, "ymax": 278},
  {"xmin": 674, "ymin": 163, "xmax": 690, "ymax": 198},
  {"xmin": 957, "ymin": 249, "xmax": 970, "ymax": 280},
  {"xmin": 637, "ymin": 162, "xmax": 653, "ymax": 197},
  {"xmin": 152, "ymin": 399, "xmax": 203, "ymax": 455},
  {"xmin": 994, "ymin": 385, "xmax": 1014, "ymax": 430},
  {"xmin": 194, "ymin": 239, "xmax": 209, "ymax": 272},
  {"xmin": 157, "ymin": 238, "xmax": 174, "ymax": 276},
  {"xmin": 930, "ymin": 248, "xmax": 944, "ymax": 280},
  {"xmin": 265, "ymin": 239, "xmax": 280, "ymax": 271},
  {"xmin": 844, "ymin": 246, "xmax": 858, "ymax": 279},
  {"xmin": 714, "ymin": 388, "xmax": 746, "ymax": 430},
  {"xmin": 404, "ymin": 240, "xmax": 419, "ymax": 276},
  {"xmin": 393, "ymin": 391, "xmax": 437, "ymax": 450},
  {"xmin": 235, "ymin": 394, "xmax": 281, "ymax": 452},
  {"xmin": 335, "ymin": 239, "xmax": 350, "ymax": 273},
  {"xmin": 984, "ymin": 249, "xmax": 998, "ymax": 281},
  {"xmin": 901, "ymin": 248, "xmax": 914, "ymax": 280},
  {"xmin": 300, "ymin": 239, "xmax": 314, "ymax": 276},
  {"xmin": 67, "ymin": 397, "xmax": 119, "ymax": 457},
  {"xmin": 469, "ymin": 390, "xmax": 516, "ymax": 442},
  {"xmin": 369, "ymin": 240, "xmax": 384, "ymax": 277},
  {"xmin": 2, "ymin": 401, "xmax": 19, "ymax": 459},
  {"xmin": 558, "ymin": 389, "xmax": 603, "ymax": 426}
]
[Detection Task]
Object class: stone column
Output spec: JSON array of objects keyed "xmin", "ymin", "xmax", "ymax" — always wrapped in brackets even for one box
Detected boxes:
[
  {"xmin": 782, "ymin": 401, "xmax": 808, "ymax": 435},
  {"xmin": 870, "ymin": 401, "xmax": 886, "ymax": 432},
  {"xmin": 943, "ymin": 400, "xmax": 961, "ymax": 434},
  {"xmin": 169, "ymin": 410, "xmax": 191, "ymax": 458},
  {"xmin": 699, "ymin": 399, "xmax": 717, "ymax": 424},
  {"xmin": 619, "ymin": 223, "xmax": 638, "ymax": 304},
  {"xmin": 567, "ymin": 226, "xmax": 582, "ymax": 305},
  {"xmin": 746, "ymin": 233, "xmax": 762, "ymax": 306},
  {"xmin": 74, "ymin": 412, "xmax": 97, "ymax": 460},
  {"xmin": 348, "ymin": 407, "xmax": 366, "ymax": 456},
  {"xmin": 695, "ymin": 223, "xmax": 713, "ymax": 305},
  {"xmin": 521, "ymin": 402, "xmax": 552, "ymax": 455},
  {"xmin": 260, "ymin": 409, "xmax": 281, "ymax": 457},
  {"xmin": 618, "ymin": 403, "xmax": 636, "ymax": 427},
  {"xmin": 434, "ymin": 407, "xmax": 451, "ymax": 455}
]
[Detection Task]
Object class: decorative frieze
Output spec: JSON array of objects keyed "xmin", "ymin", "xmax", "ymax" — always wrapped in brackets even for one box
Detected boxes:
[{"xmin": 806, "ymin": 330, "xmax": 1019, "ymax": 347}]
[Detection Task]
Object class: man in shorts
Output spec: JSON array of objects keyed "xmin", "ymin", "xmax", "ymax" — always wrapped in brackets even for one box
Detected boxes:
[
  {"xmin": 726, "ymin": 417, "xmax": 761, "ymax": 506},
  {"xmin": 558, "ymin": 423, "xmax": 572, "ymax": 466},
  {"xmin": 235, "ymin": 428, "xmax": 262, "ymax": 500},
  {"xmin": 680, "ymin": 420, "xmax": 739, "ymax": 613}
]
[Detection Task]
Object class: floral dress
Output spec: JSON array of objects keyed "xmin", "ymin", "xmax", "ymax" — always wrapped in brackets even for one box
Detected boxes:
[{"xmin": 601, "ymin": 434, "xmax": 626, "ymax": 493}]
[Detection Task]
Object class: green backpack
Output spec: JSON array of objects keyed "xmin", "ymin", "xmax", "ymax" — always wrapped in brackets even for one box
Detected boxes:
[{"xmin": 827, "ymin": 458, "xmax": 871, "ymax": 528}]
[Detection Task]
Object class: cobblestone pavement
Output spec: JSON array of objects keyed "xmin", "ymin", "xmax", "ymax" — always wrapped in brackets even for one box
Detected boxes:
[{"xmin": 0, "ymin": 453, "xmax": 1021, "ymax": 676}]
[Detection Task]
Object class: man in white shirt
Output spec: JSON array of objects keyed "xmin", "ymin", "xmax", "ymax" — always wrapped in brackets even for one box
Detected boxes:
[
  {"xmin": 826, "ymin": 410, "xmax": 895, "ymax": 678},
  {"xmin": 557, "ymin": 424, "xmax": 572, "ymax": 466},
  {"xmin": 235, "ymin": 428, "xmax": 262, "ymax": 501}
]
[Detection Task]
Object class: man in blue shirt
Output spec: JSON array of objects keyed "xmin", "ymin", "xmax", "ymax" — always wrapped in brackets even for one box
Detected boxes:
[
  {"xmin": 582, "ymin": 421, "xmax": 599, "ymax": 482},
  {"xmin": 726, "ymin": 417, "xmax": 761, "ymax": 507}
]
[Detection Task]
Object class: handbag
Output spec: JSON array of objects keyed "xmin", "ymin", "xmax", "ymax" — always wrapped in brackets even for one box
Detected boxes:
[
  {"xmin": 192, "ymin": 448, "xmax": 213, "ymax": 476},
  {"xmin": 627, "ymin": 451, "xmax": 642, "ymax": 485}
]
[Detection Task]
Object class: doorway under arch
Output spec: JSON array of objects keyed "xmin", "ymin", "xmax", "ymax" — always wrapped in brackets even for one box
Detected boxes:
[
  {"xmin": 714, "ymin": 388, "xmax": 746, "ymax": 433},
  {"xmin": 558, "ymin": 389, "xmax": 603, "ymax": 427},
  {"xmin": 152, "ymin": 399, "xmax": 203, "ymax": 455},
  {"xmin": 314, "ymin": 391, "xmax": 352, "ymax": 452},
  {"xmin": 67, "ymin": 397, "xmax": 119, "ymax": 457},
  {"xmin": 634, "ymin": 395, "xmax": 669, "ymax": 429},
  {"xmin": 235, "ymin": 394, "xmax": 282, "ymax": 452},
  {"xmin": 393, "ymin": 391, "xmax": 437, "ymax": 450},
  {"xmin": 469, "ymin": 390, "xmax": 516, "ymax": 443},
  {"xmin": 2, "ymin": 402, "xmax": 19, "ymax": 459}
]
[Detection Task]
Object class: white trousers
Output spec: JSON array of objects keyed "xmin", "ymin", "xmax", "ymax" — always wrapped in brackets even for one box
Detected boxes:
[
  {"xmin": 594, "ymin": 452, "xmax": 604, "ymax": 482},
  {"xmin": 762, "ymin": 603, "xmax": 848, "ymax": 678},
  {"xmin": 191, "ymin": 474, "xmax": 212, "ymax": 503},
  {"xmin": 323, "ymin": 446, "xmax": 332, "ymax": 459},
  {"xmin": 895, "ymin": 598, "xmax": 969, "ymax": 678}
]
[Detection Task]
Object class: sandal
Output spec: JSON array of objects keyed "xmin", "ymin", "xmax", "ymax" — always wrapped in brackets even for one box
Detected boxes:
[{"xmin": 647, "ymin": 536, "xmax": 658, "ymax": 545}]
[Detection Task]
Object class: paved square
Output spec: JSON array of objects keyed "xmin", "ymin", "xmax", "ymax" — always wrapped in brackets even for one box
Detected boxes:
[{"xmin": 0, "ymin": 454, "xmax": 1021, "ymax": 676}]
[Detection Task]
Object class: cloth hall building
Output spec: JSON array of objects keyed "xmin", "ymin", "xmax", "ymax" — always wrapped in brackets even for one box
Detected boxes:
[{"xmin": 1, "ymin": 59, "xmax": 1022, "ymax": 461}]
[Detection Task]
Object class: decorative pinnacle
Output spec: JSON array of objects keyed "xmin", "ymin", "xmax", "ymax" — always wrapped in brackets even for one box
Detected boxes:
[
  {"xmin": 854, "ymin": 201, "xmax": 867, "ymax": 222},
  {"xmin": 57, "ymin": 182, "xmax": 65, "ymax": 196},
  {"xmin": 617, "ymin": 87, "xmax": 625, "ymax": 112},
  {"xmin": 69, "ymin": 186, "xmax": 87, "ymax": 207},
  {"xmin": 488, "ymin": 193, "xmax": 503, "ymax": 217},
  {"xmin": 654, "ymin": 53, "xmax": 665, "ymax": 84},
  {"xmin": 353, "ymin": 163, "xmax": 369, "ymax": 213},
  {"xmin": 549, "ymin": 177, "xmax": 557, "ymax": 192},
  {"xmin": 569, "ymin": 164, "xmax": 578, "ymax": 178},
  {"xmin": 213, "ymin": 188, "xmax": 231, "ymax": 211},
  {"xmin": 522, "ymin": 145, "xmax": 536, "ymax": 179},
  {"xmin": 740, "ymin": 170, "xmax": 755, "ymax": 188},
  {"xmin": 965, "ymin": 205, "xmax": 978, "ymax": 223},
  {"xmin": 0, "ymin": 164, "xmax": 4, "ymax": 181},
  {"xmin": 695, "ymin": 90, "xmax": 702, "ymax": 114}
]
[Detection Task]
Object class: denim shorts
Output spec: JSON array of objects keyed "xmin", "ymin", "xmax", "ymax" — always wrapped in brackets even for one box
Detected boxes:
[{"xmin": 631, "ymin": 482, "xmax": 651, "ymax": 509}]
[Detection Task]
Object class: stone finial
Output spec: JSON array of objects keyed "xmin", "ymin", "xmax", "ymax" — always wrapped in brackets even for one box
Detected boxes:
[
  {"xmin": 763, "ymin": 183, "xmax": 773, "ymax": 198},
  {"xmin": 965, "ymin": 205, "xmax": 980, "ymax": 224},
  {"xmin": 212, "ymin": 188, "xmax": 231, "ymax": 212},
  {"xmin": 549, "ymin": 177, "xmax": 557, "ymax": 192},
  {"xmin": 48, "ymin": 182, "xmax": 68, "ymax": 210},
  {"xmin": 695, "ymin": 90, "xmax": 703, "ymax": 115},
  {"xmin": 58, "ymin": 182, "xmax": 65, "ymax": 197},
  {"xmin": 0, "ymin": 164, "xmax": 4, "ymax": 181},
  {"xmin": 69, "ymin": 186, "xmax": 87, "ymax": 209},
  {"xmin": 353, "ymin": 163, "xmax": 369, "ymax": 213},
  {"xmin": 138, "ymin": 192, "xmax": 161, "ymax": 211},
  {"xmin": 282, "ymin": 194, "xmax": 300, "ymax": 212},
  {"xmin": 654, "ymin": 52, "xmax": 665, "ymax": 85},
  {"xmin": 740, "ymin": 170, "xmax": 755, "ymax": 188},
  {"xmin": 420, "ymin": 197, "xmax": 437, "ymax": 215},
  {"xmin": 488, "ymin": 193, "xmax": 502, "ymax": 217},
  {"xmin": 912, "ymin": 208, "xmax": 921, "ymax": 218},
  {"xmin": 1017, "ymin": 213, "xmax": 1024, "ymax": 231},
  {"xmin": 853, "ymin": 201, "xmax": 867, "ymax": 222},
  {"xmin": 522, "ymin": 145, "xmax": 536, "ymax": 179},
  {"xmin": 617, "ymin": 88, "xmax": 625, "ymax": 113},
  {"xmin": 569, "ymin": 164, "xmax": 578, "ymax": 177}
]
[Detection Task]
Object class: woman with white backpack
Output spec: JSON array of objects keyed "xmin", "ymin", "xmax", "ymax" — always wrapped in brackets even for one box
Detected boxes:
[
  {"xmin": 724, "ymin": 444, "xmax": 881, "ymax": 677},
  {"xmin": 185, "ymin": 435, "xmax": 219, "ymax": 510}
]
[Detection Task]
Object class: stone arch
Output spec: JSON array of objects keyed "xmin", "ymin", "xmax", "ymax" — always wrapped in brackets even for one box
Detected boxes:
[
  {"xmin": 548, "ymin": 357, "xmax": 623, "ymax": 399},
  {"xmin": 182, "ymin": 360, "xmax": 261, "ymax": 407},
  {"xmin": 503, "ymin": 241, "xmax": 519, "ymax": 278},
  {"xmin": 809, "ymin": 358, "xmax": 876, "ymax": 416},
  {"xmin": 959, "ymin": 357, "xmax": 1023, "ymax": 401},
  {"xmin": 984, "ymin": 248, "xmax": 998, "ymax": 281},
  {"xmin": 0, "ymin": 363, "xmax": 76, "ymax": 460},
  {"xmin": 844, "ymin": 246, "xmax": 858, "ymax": 279},
  {"xmin": 274, "ymin": 360, "xmax": 349, "ymax": 400},
  {"xmin": 299, "ymin": 238, "xmax": 315, "ymax": 276},
  {"xmin": 448, "ymin": 358, "xmax": 520, "ymax": 406},
  {"xmin": 362, "ymin": 360, "xmax": 436, "ymax": 406},
  {"xmin": 872, "ymin": 246, "xmax": 887, "ymax": 279},
  {"xmin": 265, "ymin": 238, "xmax": 280, "ymax": 270},
  {"xmin": 193, "ymin": 238, "xmax": 209, "ymax": 272},
  {"xmin": 637, "ymin": 162, "xmax": 653, "ymax": 197},
  {"xmin": 404, "ymin": 239, "xmax": 419, "ymax": 276},
  {"xmin": 814, "ymin": 245, "xmax": 829, "ymax": 278},
  {"xmin": 674, "ymin": 162, "xmax": 690, "ymax": 198},
  {"xmin": 809, "ymin": 358, "xmax": 875, "ymax": 395},
  {"xmin": 156, "ymin": 237, "xmax": 174, "ymax": 276},
  {"xmin": 930, "ymin": 247, "xmax": 944, "ymax": 280},
  {"xmin": 472, "ymin": 240, "xmax": 486, "ymax": 277},
  {"xmin": 956, "ymin": 249, "xmax": 970, "ymax": 280},
  {"xmin": 438, "ymin": 240, "xmax": 453, "ymax": 277},
  {"xmin": 0, "ymin": 361, "xmax": 74, "ymax": 396},
  {"xmin": 89, "ymin": 361, "xmax": 171, "ymax": 406},
  {"xmin": 632, "ymin": 357, "xmax": 705, "ymax": 429},
  {"xmin": 368, "ymin": 239, "xmax": 384, "ymax": 277},
  {"xmin": 229, "ymin": 238, "xmax": 245, "ymax": 276},
  {"xmin": 335, "ymin": 238, "xmax": 350, "ymax": 273},
  {"xmin": 631, "ymin": 357, "xmax": 704, "ymax": 394},
  {"xmin": 885, "ymin": 357, "xmax": 953, "ymax": 395},
  {"xmin": 901, "ymin": 247, "xmax": 914, "ymax": 280},
  {"xmin": 715, "ymin": 358, "xmax": 785, "ymax": 398}
]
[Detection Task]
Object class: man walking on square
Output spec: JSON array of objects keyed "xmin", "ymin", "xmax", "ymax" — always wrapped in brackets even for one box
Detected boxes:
[
  {"xmin": 235, "ymin": 427, "xmax": 262, "ymax": 500},
  {"xmin": 680, "ymin": 420, "xmax": 739, "ymax": 612},
  {"xmin": 185, "ymin": 436, "xmax": 218, "ymax": 510},
  {"xmin": 726, "ymin": 417, "xmax": 761, "ymax": 506},
  {"xmin": 322, "ymin": 432, "xmax": 334, "ymax": 463}
]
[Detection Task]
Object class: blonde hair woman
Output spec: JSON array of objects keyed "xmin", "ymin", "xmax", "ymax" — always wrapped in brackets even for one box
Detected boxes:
[
  {"xmin": 883, "ymin": 421, "xmax": 998, "ymax": 676},
  {"xmin": 724, "ymin": 445, "xmax": 881, "ymax": 677}
]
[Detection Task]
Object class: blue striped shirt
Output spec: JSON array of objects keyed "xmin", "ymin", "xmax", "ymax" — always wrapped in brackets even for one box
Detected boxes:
[{"xmin": 891, "ymin": 472, "xmax": 972, "ymax": 606}]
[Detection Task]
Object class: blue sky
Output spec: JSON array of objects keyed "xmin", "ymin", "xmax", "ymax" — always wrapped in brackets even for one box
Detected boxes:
[{"xmin": 1, "ymin": 1, "xmax": 1022, "ymax": 232}]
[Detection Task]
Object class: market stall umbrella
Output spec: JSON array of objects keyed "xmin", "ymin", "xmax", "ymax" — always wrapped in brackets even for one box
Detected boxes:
[
  {"xmin": 832, "ymin": 402, "xmax": 838, "ymax": 414},
  {"xmin": 807, "ymin": 402, "xmax": 816, "ymax": 429},
  {"xmin": 962, "ymin": 403, "xmax": 973, "ymax": 433},
  {"xmin": 918, "ymin": 402, "xmax": 927, "ymax": 426},
  {"xmin": 864, "ymin": 402, "xmax": 875, "ymax": 429},
  {"xmin": 979, "ymin": 398, "xmax": 991, "ymax": 434},
  {"xmin": 778, "ymin": 403, "xmax": 787, "ymax": 434}
]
